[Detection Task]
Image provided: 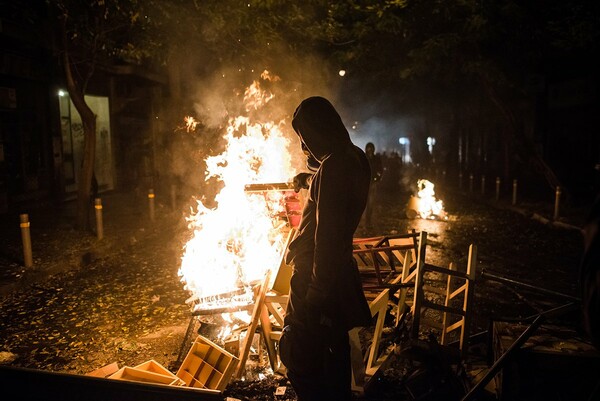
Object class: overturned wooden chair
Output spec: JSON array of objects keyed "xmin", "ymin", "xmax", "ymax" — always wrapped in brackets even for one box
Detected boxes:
[
  {"xmin": 257, "ymin": 228, "xmax": 296, "ymax": 374},
  {"xmin": 349, "ymin": 231, "xmax": 425, "ymax": 394},
  {"xmin": 232, "ymin": 228, "xmax": 296, "ymax": 378},
  {"xmin": 409, "ymin": 236, "xmax": 478, "ymax": 360},
  {"xmin": 353, "ymin": 231, "xmax": 419, "ymax": 289},
  {"xmin": 350, "ymin": 273, "xmax": 407, "ymax": 394}
]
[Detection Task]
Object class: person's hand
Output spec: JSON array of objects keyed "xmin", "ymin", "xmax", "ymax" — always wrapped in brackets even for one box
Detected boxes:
[{"xmin": 293, "ymin": 172, "xmax": 312, "ymax": 192}]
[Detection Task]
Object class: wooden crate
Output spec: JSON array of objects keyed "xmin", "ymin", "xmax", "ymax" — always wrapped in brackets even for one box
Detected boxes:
[
  {"xmin": 176, "ymin": 335, "xmax": 239, "ymax": 391},
  {"xmin": 133, "ymin": 359, "xmax": 185, "ymax": 386},
  {"xmin": 85, "ymin": 362, "xmax": 119, "ymax": 378},
  {"xmin": 108, "ymin": 366, "xmax": 184, "ymax": 386}
]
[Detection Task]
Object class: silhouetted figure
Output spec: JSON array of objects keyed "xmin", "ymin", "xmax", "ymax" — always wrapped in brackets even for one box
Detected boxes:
[
  {"xmin": 280, "ymin": 97, "xmax": 372, "ymax": 401},
  {"xmin": 364, "ymin": 142, "xmax": 383, "ymax": 228}
]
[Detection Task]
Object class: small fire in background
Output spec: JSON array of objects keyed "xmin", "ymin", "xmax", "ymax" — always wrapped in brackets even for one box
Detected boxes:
[
  {"xmin": 178, "ymin": 71, "xmax": 297, "ymax": 322},
  {"xmin": 406, "ymin": 179, "xmax": 448, "ymax": 220}
]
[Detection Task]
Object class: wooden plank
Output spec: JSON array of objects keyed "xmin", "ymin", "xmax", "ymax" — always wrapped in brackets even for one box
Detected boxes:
[
  {"xmin": 259, "ymin": 301, "xmax": 279, "ymax": 371},
  {"xmin": 411, "ymin": 231, "xmax": 428, "ymax": 339},
  {"xmin": 86, "ymin": 362, "xmax": 119, "ymax": 378},
  {"xmin": 235, "ymin": 271, "xmax": 271, "ymax": 379},
  {"xmin": 422, "ymin": 299, "xmax": 466, "ymax": 316},
  {"xmin": 349, "ymin": 328, "xmax": 367, "ymax": 393},
  {"xmin": 366, "ymin": 290, "xmax": 390, "ymax": 371}
]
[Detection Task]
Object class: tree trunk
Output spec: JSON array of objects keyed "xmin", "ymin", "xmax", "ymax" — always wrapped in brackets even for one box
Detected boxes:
[
  {"xmin": 60, "ymin": 19, "xmax": 97, "ymax": 231},
  {"xmin": 481, "ymin": 77, "xmax": 562, "ymax": 191}
]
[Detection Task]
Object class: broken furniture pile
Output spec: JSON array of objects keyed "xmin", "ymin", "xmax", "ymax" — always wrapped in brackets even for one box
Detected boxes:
[
  {"xmin": 172, "ymin": 228, "xmax": 479, "ymax": 398},
  {"xmin": 350, "ymin": 230, "xmax": 477, "ymax": 398},
  {"xmin": 170, "ymin": 183, "xmax": 479, "ymax": 398},
  {"xmin": 84, "ymin": 181, "xmax": 600, "ymax": 400}
]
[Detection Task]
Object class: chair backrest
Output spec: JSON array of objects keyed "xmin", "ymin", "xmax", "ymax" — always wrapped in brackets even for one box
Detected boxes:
[
  {"xmin": 378, "ymin": 230, "xmax": 420, "ymax": 272},
  {"xmin": 411, "ymin": 242, "xmax": 478, "ymax": 359},
  {"xmin": 353, "ymin": 231, "xmax": 420, "ymax": 287}
]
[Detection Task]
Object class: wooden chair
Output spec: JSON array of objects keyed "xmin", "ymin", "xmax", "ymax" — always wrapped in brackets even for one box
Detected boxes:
[
  {"xmin": 410, "ymin": 236, "xmax": 477, "ymax": 359},
  {"xmin": 258, "ymin": 228, "xmax": 296, "ymax": 373},
  {"xmin": 350, "ymin": 273, "xmax": 407, "ymax": 394},
  {"xmin": 229, "ymin": 228, "xmax": 297, "ymax": 378},
  {"xmin": 349, "ymin": 232, "xmax": 424, "ymax": 394},
  {"xmin": 234, "ymin": 270, "xmax": 272, "ymax": 378},
  {"xmin": 353, "ymin": 231, "xmax": 419, "ymax": 289}
]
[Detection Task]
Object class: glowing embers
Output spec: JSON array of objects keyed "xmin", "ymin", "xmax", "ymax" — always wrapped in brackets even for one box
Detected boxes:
[{"xmin": 406, "ymin": 179, "xmax": 448, "ymax": 220}]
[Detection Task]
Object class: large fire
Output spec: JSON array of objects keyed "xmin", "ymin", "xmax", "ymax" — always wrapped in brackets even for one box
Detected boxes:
[{"xmin": 178, "ymin": 72, "xmax": 297, "ymax": 315}]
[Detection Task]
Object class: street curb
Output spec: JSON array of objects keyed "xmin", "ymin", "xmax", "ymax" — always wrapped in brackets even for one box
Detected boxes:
[{"xmin": 445, "ymin": 187, "xmax": 584, "ymax": 232}]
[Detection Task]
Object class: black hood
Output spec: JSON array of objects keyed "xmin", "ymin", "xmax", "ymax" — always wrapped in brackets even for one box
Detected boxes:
[{"xmin": 291, "ymin": 97, "xmax": 350, "ymax": 161}]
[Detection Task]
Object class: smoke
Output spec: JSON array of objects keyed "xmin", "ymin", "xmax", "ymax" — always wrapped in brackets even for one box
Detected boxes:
[
  {"xmin": 162, "ymin": 46, "xmax": 346, "ymax": 200},
  {"xmin": 349, "ymin": 116, "xmax": 418, "ymax": 154},
  {"xmin": 151, "ymin": 4, "xmax": 378, "ymax": 203}
]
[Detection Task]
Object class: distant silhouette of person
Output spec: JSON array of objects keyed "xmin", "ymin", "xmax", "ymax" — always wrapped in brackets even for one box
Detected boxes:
[
  {"xmin": 581, "ymin": 194, "xmax": 600, "ymax": 348},
  {"xmin": 382, "ymin": 151, "xmax": 402, "ymax": 194},
  {"xmin": 363, "ymin": 142, "xmax": 383, "ymax": 227}
]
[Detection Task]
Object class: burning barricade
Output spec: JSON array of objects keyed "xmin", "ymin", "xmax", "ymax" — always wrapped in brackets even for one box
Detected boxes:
[{"xmin": 174, "ymin": 71, "xmax": 303, "ymax": 386}]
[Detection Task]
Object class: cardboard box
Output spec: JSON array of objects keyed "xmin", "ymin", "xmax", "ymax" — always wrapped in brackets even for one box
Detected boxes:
[{"xmin": 176, "ymin": 335, "xmax": 239, "ymax": 391}]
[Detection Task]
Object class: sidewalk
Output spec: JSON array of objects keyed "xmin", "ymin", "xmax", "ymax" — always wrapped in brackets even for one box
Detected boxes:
[
  {"xmin": 0, "ymin": 190, "xmax": 181, "ymax": 298},
  {"xmin": 439, "ymin": 182, "xmax": 589, "ymax": 233}
]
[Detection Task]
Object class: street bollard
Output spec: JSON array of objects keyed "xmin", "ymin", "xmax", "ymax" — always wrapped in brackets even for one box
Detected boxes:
[
  {"xmin": 495, "ymin": 177, "xmax": 501, "ymax": 201},
  {"xmin": 469, "ymin": 174, "xmax": 474, "ymax": 193},
  {"xmin": 95, "ymin": 198, "xmax": 104, "ymax": 240},
  {"xmin": 512, "ymin": 179, "xmax": 518, "ymax": 205},
  {"xmin": 481, "ymin": 176, "xmax": 486, "ymax": 196},
  {"xmin": 459, "ymin": 172, "xmax": 463, "ymax": 190},
  {"xmin": 148, "ymin": 189, "xmax": 155, "ymax": 222},
  {"xmin": 554, "ymin": 186, "xmax": 562, "ymax": 220},
  {"xmin": 19, "ymin": 213, "xmax": 33, "ymax": 268}
]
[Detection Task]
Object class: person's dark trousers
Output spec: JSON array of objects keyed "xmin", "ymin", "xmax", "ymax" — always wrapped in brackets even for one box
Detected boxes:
[{"xmin": 280, "ymin": 321, "xmax": 352, "ymax": 401}]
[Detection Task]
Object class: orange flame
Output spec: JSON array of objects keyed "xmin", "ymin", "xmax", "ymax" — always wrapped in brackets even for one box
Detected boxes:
[
  {"xmin": 416, "ymin": 179, "xmax": 447, "ymax": 220},
  {"xmin": 178, "ymin": 74, "xmax": 296, "ymax": 314}
]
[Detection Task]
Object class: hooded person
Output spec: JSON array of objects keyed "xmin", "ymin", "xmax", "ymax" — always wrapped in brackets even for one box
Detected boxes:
[{"xmin": 280, "ymin": 96, "xmax": 372, "ymax": 401}]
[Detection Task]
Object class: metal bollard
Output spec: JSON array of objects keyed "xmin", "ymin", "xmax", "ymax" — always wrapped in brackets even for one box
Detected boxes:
[
  {"xmin": 95, "ymin": 198, "xmax": 104, "ymax": 240},
  {"xmin": 495, "ymin": 177, "xmax": 501, "ymax": 201},
  {"xmin": 554, "ymin": 186, "xmax": 562, "ymax": 220},
  {"xmin": 19, "ymin": 213, "xmax": 33, "ymax": 268},
  {"xmin": 469, "ymin": 174, "xmax": 474, "ymax": 193},
  {"xmin": 481, "ymin": 175, "xmax": 486, "ymax": 196},
  {"xmin": 512, "ymin": 179, "xmax": 518, "ymax": 205},
  {"xmin": 148, "ymin": 189, "xmax": 155, "ymax": 222}
]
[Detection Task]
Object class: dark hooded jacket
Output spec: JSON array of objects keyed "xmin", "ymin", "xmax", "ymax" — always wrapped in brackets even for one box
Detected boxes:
[{"xmin": 285, "ymin": 96, "xmax": 372, "ymax": 330}]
